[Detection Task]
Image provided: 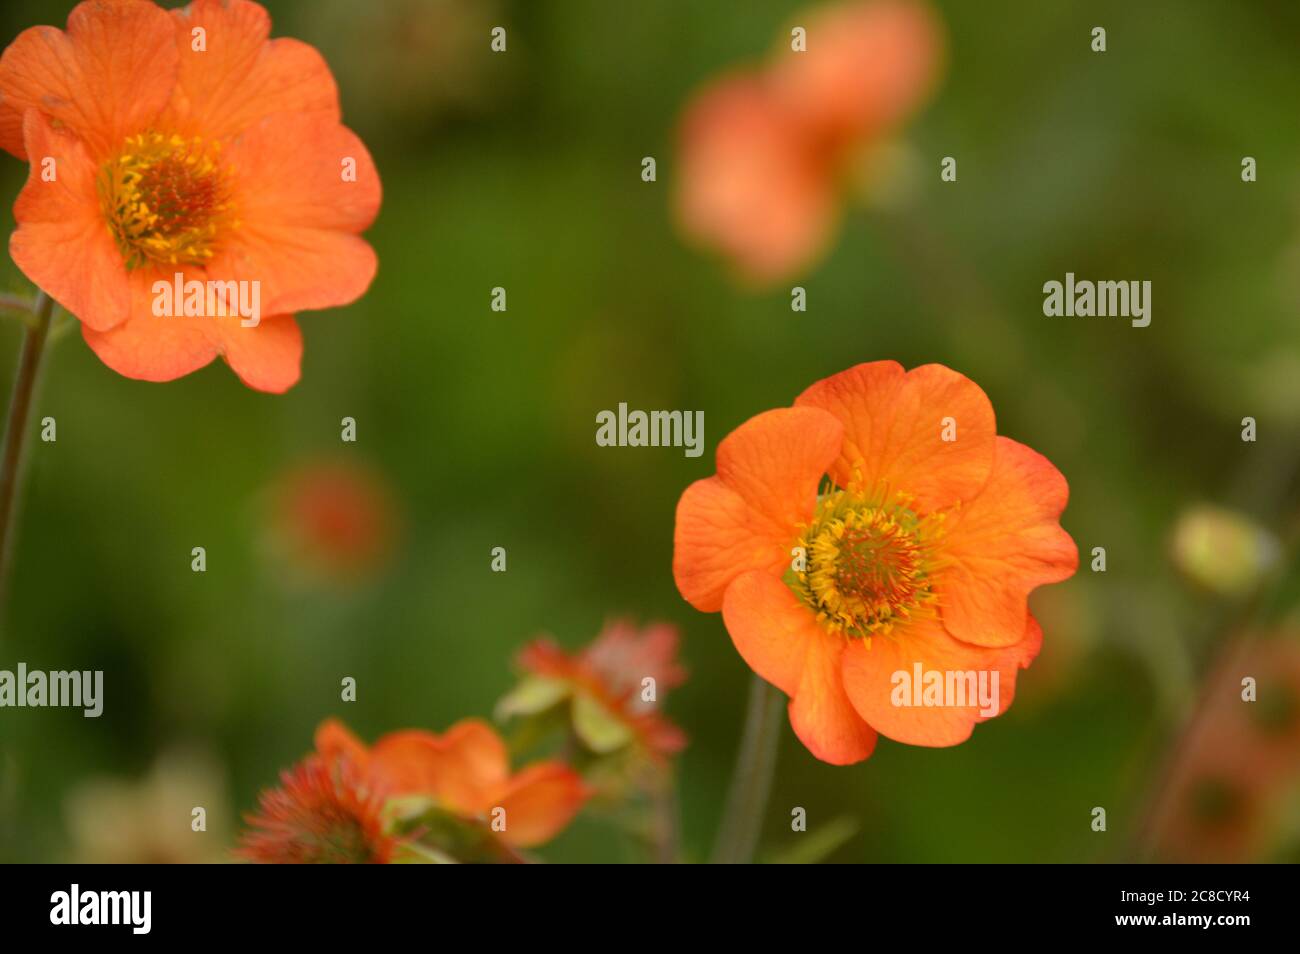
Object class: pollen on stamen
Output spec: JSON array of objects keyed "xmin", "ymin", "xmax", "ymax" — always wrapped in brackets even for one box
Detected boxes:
[
  {"xmin": 787, "ymin": 486, "xmax": 944, "ymax": 639},
  {"xmin": 98, "ymin": 132, "xmax": 233, "ymax": 269}
]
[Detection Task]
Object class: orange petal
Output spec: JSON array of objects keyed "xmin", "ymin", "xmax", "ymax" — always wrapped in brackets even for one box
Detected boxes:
[
  {"xmin": 80, "ymin": 270, "xmax": 218, "ymax": 383},
  {"xmin": 9, "ymin": 110, "xmax": 129, "ymax": 331},
  {"xmin": 314, "ymin": 718, "xmax": 370, "ymax": 770},
  {"xmin": 162, "ymin": 0, "xmax": 340, "ymax": 141},
  {"xmin": 937, "ymin": 436, "xmax": 1077, "ymax": 647},
  {"xmin": 842, "ymin": 613, "xmax": 1043, "ymax": 747},
  {"xmin": 794, "ymin": 361, "xmax": 996, "ymax": 512},
  {"xmin": 370, "ymin": 719, "xmax": 510, "ymax": 815},
  {"xmin": 674, "ymin": 477, "xmax": 780, "ymax": 614},
  {"xmin": 0, "ymin": 0, "xmax": 176, "ymax": 161},
  {"xmin": 492, "ymin": 762, "xmax": 588, "ymax": 848},
  {"xmin": 673, "ymin": 406, "xmax": 843, "ymax": 612},
  {"xmin": 674, "ymin": 71, "xmax": 836, "ymax": 285},
  {"xmin": 433, "ymin": 719, "xmax": 512, "ymax": 792},
  {"xmin": 207, "ymin": 113, "xmax": 380, "ymax": 315},
  {"xmin": 216, "ymin": 314, "xmax": 303, "ymax": 394},
  {"xmin": 767, "ymin": 0, "xmax": 944, "ymax": 146},
  {"xmin": 721, "ymin": 570, "xmax": 818, "ymax": 696},
  {"xmin": 788, "ymin": 624, "xmax": 878, "ymax": 765}
]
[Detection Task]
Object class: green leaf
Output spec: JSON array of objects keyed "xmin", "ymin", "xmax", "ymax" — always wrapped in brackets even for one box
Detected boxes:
[
  {"xmin": 571, "ymin": 694, "xmax": 634, "ymax": 754},
  {"xmin": 495, "ymin": 676, "xmax": 571, "ymax": 720},
  {"xmin": 395, "ymin": 841, "xmax": 458, "ymax": 864},
  {"xmin": 762, "ymin": 815, "xmax": 860, "ymax": 864}
]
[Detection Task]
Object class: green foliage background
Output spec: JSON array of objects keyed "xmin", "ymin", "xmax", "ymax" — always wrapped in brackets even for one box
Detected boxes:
[{"xmin": 1, "ymin": 0, "xmax": 1298, "ymax": 862}]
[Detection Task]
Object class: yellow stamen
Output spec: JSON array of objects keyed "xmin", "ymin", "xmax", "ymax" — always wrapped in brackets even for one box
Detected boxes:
[
  {"xmin": 98, "ymin": 132, "xmax": 232, "ymax": 269},
  {"xmin": 787, "ymin": 485, "xmax": 946, "ymax": 639}
]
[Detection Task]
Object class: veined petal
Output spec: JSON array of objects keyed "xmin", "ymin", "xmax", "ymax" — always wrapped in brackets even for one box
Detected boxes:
[
  {"xmin": 215, "ymin": 313, "xmax": 302, "ymax": 394},
  {"xmin": 208, "ymin": 113, "xmax": 380, "ymax": 315},
  {"xmin": 721, "ymin": 569, "xmax": 818, "ymax": 696},
  {"xmin": 163, "ymin": 0, "xmax": 340, "ymax": 141},
  {"xmin": 673, "ymin": 406, "xmax": 842, "ymax": 612},
  {"xmin": 842, "ymin": 613, "xmax": 1043, "ymax": 747},
  {"xmin": 10, "ymin": 109, "xmax": 129, "ymax": 331},
  {"xmin": 788, "ymin": 624, "xmax": 878, "ymax": 765},
  {"xmin": 80, "ymin": 269, "xmax": 218, "ymax": 383},
  {"xmin": 937, "ymin": 436, "xmax": 1077, "ymax": 647},
  {"xmin": 795, "ymin": 361, "xmax": 996, "ymax": 513},
  {"xmin": 0, "ymin": 0, "xmax": 176, "ymax": 161}
]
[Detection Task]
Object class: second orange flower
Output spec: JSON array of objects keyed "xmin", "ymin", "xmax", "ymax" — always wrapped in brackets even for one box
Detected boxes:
[{"xmin": 674, "ymin": 361, "xmax": 1077, "ymax": 765}]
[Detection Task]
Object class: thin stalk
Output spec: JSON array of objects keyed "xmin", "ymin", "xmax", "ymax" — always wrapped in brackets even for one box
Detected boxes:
[
  {"xmin": 711, "ymin": 673, "xmax": 784, "ymax": 864},
  {"xmin": 0, "ymin": 291, "xmax": 55, "ymax": 616},
  {"xmin": 0, "ymin": 292, "xmax": 35, "ymax": 316}
]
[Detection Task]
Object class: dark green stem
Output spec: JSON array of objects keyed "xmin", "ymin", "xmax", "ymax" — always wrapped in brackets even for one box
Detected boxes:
[{"xmin": 0, "ymin": 291, "xmax": 54, "ymax": 618}]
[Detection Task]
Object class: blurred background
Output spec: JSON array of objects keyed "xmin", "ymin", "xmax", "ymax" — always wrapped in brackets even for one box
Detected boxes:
[{"xmin": 1, "ymin": 0, "xmax": 1299, "ymax": 863}]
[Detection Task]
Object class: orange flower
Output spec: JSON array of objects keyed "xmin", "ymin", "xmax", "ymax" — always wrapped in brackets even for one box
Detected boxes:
[
  {"xmin": 674, "ymin": 0, "xmax": 941, "ymax": 285},
  {"xmin": 673, "ymin": 361, "xmax": 1077, "ymax": 764},
  {"xmin": 237, "ymin": 754, "xmax": 397, "ymax": 864},
  {"xmin": 0, "ymin": 0, "xmax": 380, "ymax": 392},
  {"xmin": 262, "ymin": 458, "xmax": 398, "ymax": 584},
  {"xmin": 315, "ymin": 718, "xmax": 588, "ymax": 850},
  {"xmin": 503, "ymin": 619, "xmax": 688, "ymax": 758}
]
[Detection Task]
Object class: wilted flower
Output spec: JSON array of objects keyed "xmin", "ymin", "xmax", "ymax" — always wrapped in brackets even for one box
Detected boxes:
[{"xmin": 674, "ymin": 361, "xmax": 1077, "ymax": 764}]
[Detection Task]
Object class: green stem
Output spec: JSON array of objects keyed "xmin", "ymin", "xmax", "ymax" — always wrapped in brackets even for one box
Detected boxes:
[
  {"xmin": 0, "ymin": 292, "xmax": 35, "ymax": 317},
  {"xmin": 711, "ymin": 673, "xmax": 784, "ymax": 864},
  {"xmin": 0, "ymin": 291, "xmax": 54, "ymax": 617}
]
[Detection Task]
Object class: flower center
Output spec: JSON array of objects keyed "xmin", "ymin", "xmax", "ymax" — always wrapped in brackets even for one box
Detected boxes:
[
  {"xmin": 99, "ymin": 132, "xmax": 232, "ymax": 269},
  {"xmin": 788, "ymin": 488, "xmax": 944, "ymax": 638}
]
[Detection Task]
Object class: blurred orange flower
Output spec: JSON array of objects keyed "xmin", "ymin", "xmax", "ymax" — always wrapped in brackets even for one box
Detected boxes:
[
  {"xmin": 315, "ymin": 718, "xmax": 588, "ymax": 850},
  {"xmin": 502, "ymin": 619, "xmax": 688, "ymax": 759},
  {"xmin": 262, "ymin": 458, "xmax": 398, "ymax": 585},
  {"xmin": 674, "ymin": 0, "xmax": 942, "ymax": 285},
  {"xmin": 674, "ymin": 361, "xmax": 1077, "ymax": 764},
  {"xmin": 0, "ymin": 0, "xmax": 381, "ymax": 391}
]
